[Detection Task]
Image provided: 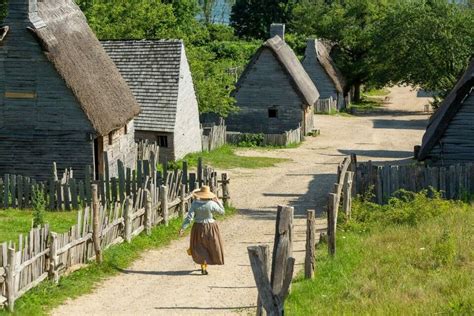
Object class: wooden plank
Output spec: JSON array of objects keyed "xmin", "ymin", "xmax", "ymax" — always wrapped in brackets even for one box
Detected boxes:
[
  {"xmin": 91, "ymin": 185, "xmax": 102, "ymax": 264},
  {"xmin": 327, "ymin": 193, "xmax": 336, "ymax": 256},
  {"xmin": 271, "ymin": 205, "xmax": 293, "ymax": 295},
  {"xmin": 3, "ymin": 174, "xmax": 9, "ymax": 209},
  {"xmin": 118, "ymin": 160, "xmax": 126, "ymax": 202},
  {"xmin": 305, "ymin": 210, "xmax": 316, "ymax": 279},
  {"xmin": 84, "ymin": 165, "xmax": 92, "ymax": 205}
]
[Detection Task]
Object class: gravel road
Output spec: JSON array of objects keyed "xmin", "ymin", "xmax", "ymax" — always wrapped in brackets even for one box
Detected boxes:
[{"xmin": 52, "ymin": 86, "xmax": 431, "ymax": 315}]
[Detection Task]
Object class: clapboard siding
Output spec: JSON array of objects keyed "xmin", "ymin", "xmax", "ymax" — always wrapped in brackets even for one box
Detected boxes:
[
  {"xmin": 173, "ymin": 45, "xmax": 202, "ymax": 160},
  {"xmin": 227, "ymin": 48, "xmax": 305, "ymax": 134},
  {"xmin": 427, "ymin": 91, "xmax": 474, "ymax": 164},
  {"xmin": 303, "ymin": 56, "xmax": 338, "ymax": 102}
]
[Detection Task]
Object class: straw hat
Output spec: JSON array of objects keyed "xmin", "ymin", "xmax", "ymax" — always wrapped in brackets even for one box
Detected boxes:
[{"xmin": 193, "ymin": 185, "xmax": 216, "ymax": 200}]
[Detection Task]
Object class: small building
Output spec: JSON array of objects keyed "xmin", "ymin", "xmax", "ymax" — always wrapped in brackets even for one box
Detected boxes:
[
  {"xmin": 417, "ymin": 59, "xmax": 474, "ymax": 165},
  {"xmin": 0, "ymin": 0, "xmax": 140, "ymax": 181},
  {"xmin": 227, "ymin": 26, "xmax": 319, "ymax": 135},
  {"xmin": 302, "ymin": 39, "xmax": 347, "ymax": 110},
  {"xmin": 102, "ymin": 40, "xmax": 202, "ymax": 162}
]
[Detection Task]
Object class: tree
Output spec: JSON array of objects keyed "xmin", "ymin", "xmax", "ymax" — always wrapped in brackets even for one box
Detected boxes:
[
  {"xmin": 372, "ymin": 0, "xmax": 474, "ymax": 97},
  {"xmin": 230, "ymin": 0, "xmax": 297, "ymax": 39},
  {"xmin": 291, "ymin": 0, "xmax": 390, "ymax": 101}
]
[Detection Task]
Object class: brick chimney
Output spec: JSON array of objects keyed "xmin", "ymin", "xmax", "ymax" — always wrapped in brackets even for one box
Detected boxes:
[{"xmin": 270, "ymin": 23, "xmax": 285, "ymax": 41}]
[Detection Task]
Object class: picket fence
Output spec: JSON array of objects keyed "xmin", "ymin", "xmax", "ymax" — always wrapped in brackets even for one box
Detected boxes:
[
  {"xmin": 315, "ymin": 97, "xmax": 337, "ymax": 114},
  {"xmin": 355, "ymin": 161, "xmax": 474, "ymax": 204},
  {"xmin": 0, "ymin": 159, "xmax": 230, "ymax": 311},
  {"xmin": 227, "ymin": 127, "xmax": 302, "ymax": 147},
  {"xmin": 201, "ymin": 121, "xmax": 227, "ymax": 152}
]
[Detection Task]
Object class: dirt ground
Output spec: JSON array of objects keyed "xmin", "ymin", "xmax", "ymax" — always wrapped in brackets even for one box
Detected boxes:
[{"xmin": 52, "ymin": 86, "xmax": 431, "ymax": 315}]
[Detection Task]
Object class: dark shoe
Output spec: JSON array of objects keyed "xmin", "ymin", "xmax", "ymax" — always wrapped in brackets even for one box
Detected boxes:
[{"xmin": 201, "ymin": 269, "xmax": 208, "ymax": 275}]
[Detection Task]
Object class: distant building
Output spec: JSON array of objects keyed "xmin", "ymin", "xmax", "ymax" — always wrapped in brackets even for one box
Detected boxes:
[
  {"xmin": 417, "ymin": 59, "xmax": 474, "ymax": 165},
  {"xmin": 102, "ymin": 40, "xmax": 202, "ymax": 162},
  {"xmin": 302, "ymin": 39, "xmax": 348, "ymax": 110},
  {"xmin": 227, "ymin": 25, "xmax": 320, "ymax": 135},
  {"xmin": 0, "ymin": 0, "xmax": 140, "ymax": 181}
]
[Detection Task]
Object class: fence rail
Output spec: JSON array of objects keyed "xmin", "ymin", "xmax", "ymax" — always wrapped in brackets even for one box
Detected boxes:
[
  {"xmin": 354, "ymin": 161, "xmax": 474, "ymax": 204},
  {"xmin": 315, "ymin": 97, "xmax": 337, "ymax": 114},
  {"xmin": 227, "ymin": 127, "xmax": 302, "ymax": 147}
]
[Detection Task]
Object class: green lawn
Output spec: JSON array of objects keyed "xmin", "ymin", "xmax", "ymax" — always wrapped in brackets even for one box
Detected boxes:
[
  {"xmin": 363, "ymin": 88, "xmax": 391, "ymax": 97},
  {"xmin": 0, "ymin": 209, "xmax": 78, "ymax": 243},
  {"xmin": 287, "ymin": 192, "xmax": 474, "ymax": 315},
  {"xmin": 174, "ymin": 145, "xmax": 289, "ymax": 170}
]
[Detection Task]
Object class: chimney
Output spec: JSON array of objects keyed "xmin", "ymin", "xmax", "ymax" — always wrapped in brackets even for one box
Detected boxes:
[
  {"xmin": 270, "ymin": 23, "xmax": 285, "ymax": 41},
  {"xmin": 5, "ymin": 0, "xmax": 45, "ymax": 28}
]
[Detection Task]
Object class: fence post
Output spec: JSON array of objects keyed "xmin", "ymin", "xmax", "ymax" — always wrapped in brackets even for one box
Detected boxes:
[
  {"xmin": 343, "ymin": 172, "xmax": 354, "ymax": 219},
  {"xmin": 271, "ymin": 205, "xmax": 294, "ymax": 295},
  {"xmin": 197, "ymin": 158, "xmax": 203, "ymax": 188},
  {"xmin": 92, "ymin": 184, "xmax": 102, "ymax": 264},
  {"xmin": 145, "ymin": 190, "xmax": 152, "ymax": 236},
  {"xmin": 305, "ymin": 210, "xmax": 316, "ymax": 279},
  {"xmin": 49, "ymin": 232, "xmax": 59, "ymax": 283},
  {"xmin": 327, "ymin": 193, "xmax": 337, "ymax": 256},
  {"xmin": 179, "ymin": 184, "xmax": 186, "ymax": 219},
  {"xmin": 160, "ymin": 185, "xmax": 169, "ymax": 226},
  {"xmin": 6, "ymin": 247, "xmax": 16, "ymax": 312},
  {"xmin": 221, "ymin": 173, "xmax": 230, "ymax": 205},
  {"xmin": 256, "ymin": 244, "xmax": 271, "ymax": 316},
  {"xmin": 124, "ymin": 198, "xmax": 132, "ymax": 243}
]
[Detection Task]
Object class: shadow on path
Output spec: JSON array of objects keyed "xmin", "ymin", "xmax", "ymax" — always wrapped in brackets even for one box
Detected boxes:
[{"xmin": 117, "ymin": 268, "xmax": 201, "ymax": 276}]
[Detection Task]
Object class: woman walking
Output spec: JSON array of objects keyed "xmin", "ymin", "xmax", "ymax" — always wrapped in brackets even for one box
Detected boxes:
[{"xmin": 179, "ymin": 185, "xmax": 225, "ymax": 275}]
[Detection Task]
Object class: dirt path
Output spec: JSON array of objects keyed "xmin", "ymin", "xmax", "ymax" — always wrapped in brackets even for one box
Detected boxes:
[{"xmin": 52, "ymin": 86, "xmax": 430, "ymax": 315}]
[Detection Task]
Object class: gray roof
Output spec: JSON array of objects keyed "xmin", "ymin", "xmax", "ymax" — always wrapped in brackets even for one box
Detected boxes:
[
  {"xmin": 102, "ymin": 40, "xmax": 185, "ymax": 133},
  {"xmin": 235, "ymin": 36, "xmax": 320, "ymax": 106},
  {"xmin": 418, "ymin": 58, "xmax": 474, "ymax": 160}
]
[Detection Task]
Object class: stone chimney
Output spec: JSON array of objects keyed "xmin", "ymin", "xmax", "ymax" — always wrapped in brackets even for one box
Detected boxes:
[
  {"xmin": 270, "ymin": 23, "xmax": 285, "ymax": 41},
  {"xmin": 5, "ymin": 0, "xmax": 45, "ymax": 28}
]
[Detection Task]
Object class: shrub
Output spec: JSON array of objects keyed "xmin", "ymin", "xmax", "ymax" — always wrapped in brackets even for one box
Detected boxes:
[
  {"xmin": 237, "ymin": 133, "xmax": 265, "ymax": 147},
  {"xmin": 32, "ymin": 187, "xmax": 46, "ymax": 227}
]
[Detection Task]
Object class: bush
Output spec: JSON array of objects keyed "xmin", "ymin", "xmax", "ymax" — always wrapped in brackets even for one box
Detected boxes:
[
  {"xmin": 32, "ymin": 187, "xmax": 46, "ymax": 228},
  {"xmin": 236, "ymin": 133, "xmax": 265, "ymax": 147}
]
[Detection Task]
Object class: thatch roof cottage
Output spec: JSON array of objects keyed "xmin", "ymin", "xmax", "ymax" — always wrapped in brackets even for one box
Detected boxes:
[
  {"xmin": 102, "ymin": 40, "xmax": 202, "ymax": 162},
  {"xmin": 227, "ymin": 25, "xmax": 319, "ymax": 135},
  {"xmin": 302, "ymin": 39, "xmax": 348, "ymax": 110},
  {"xmin": 0, "ymin": 0, "xmax": 140, "ymax": 180},
  {"xmin": 417, "ymin": 59, "xmax": 474, "ymax": 164}
]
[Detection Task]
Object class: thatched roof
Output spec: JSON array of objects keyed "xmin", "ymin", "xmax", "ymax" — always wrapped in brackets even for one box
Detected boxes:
[
  {"xmin": 418, "ymin": 59, "xmax": 474, "ymax": 160},
  {"xmin": 303, "ymin": 39, "xmax": 345, "ymax": 93},
  {"xmin": 102, "ymin": 40, "xmax": 186, "ymax": 133},
  {"xmin": 34, "ymin": 0, "xmax": 140, "ymax": 136},
  {"xmin": 235, "ymin": 35, "xmax": 320, "ymax": 106}
]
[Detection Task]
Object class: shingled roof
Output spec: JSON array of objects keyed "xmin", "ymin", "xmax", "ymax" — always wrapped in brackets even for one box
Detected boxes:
[
  {"xmin": 304, "ymin": 39, "xmax": 346, "ymax": 93},
  {"xmin": 418, "ymin": 59, "xmax": 474, "ymax": 160},
  {"xmin": 102, "ymin": 40, "xmax": 184, "ymax": 133},
  {"xmin": 235, "ymin": 35, "xmax": 320, "ymax": 106},
  {"xmin": 33, "ymin": 0, "xmax": 140, "ymax": 136}
]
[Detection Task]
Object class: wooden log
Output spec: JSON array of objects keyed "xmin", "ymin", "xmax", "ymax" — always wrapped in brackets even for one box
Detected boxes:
[
  {"xmin": 92, "ymin": 184, "xmax": 102, "ymax": 264},
  {"xmin": 256, "ymin": 244, "xmax": 271, "ymax": 316},
  {"xmin": 123, "ymin": 198, "xmax": 132, "ymax": 243},
  {"xmin": 305, "ymin": 210, "xmax": 316, "ymax": 279},
  {"xmin": 248, "ymin": 245, "xmax": 282, "ymax": 316},
  {"xmin": 327, "ymin": 193, "xmax": 337, "ymax": 256},
  {"xmin": 271, "ymin": 205, "xmax": 294, "ymax": 295},
  {"xmin": 6, "ymin": 247, "xmax": 16, "ymax": 312},
  {"xmin": 48, "ymin": 232, "xmax": 59, "ymax": 283},
  {"xmin": 145, "ymin": 190, "xmax": 152, "ymax": 236},
  {"xmin": 160, "ymin": 185, "xmax": 169, "ymax": 226}
]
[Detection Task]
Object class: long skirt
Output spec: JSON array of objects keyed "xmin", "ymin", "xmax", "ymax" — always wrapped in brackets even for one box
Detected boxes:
[{"xmin": 190, "ymin": 222, "xmax": 224, "ymax": 265}]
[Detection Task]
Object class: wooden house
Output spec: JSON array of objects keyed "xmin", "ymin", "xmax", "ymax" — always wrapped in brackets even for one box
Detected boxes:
[
  {"xmin": 0, "ymin": 0, "xmax": 140, "ymax": 181},
  {"xmin": 302, "ymin": 39, "xmax": 347, "ymax": 110},
  {"xmin": 102, "ymin": 40, "xmax": 202, "ymax": 162},
  {"xmin": 417, "ymin": 59, "xmax": 474, "ymax": 165},
  {"xmin": 227, "ymin": 28, "xmax": 320, "ymax": 135}
]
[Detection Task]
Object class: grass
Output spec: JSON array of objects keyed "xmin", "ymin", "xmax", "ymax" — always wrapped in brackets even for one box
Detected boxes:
[
  {"xmin": 1, "ymin": 205, "xmax": 236, "ymax": 315},
  {"xmin": 0, "ymin": 209, "xmax": 78, "ymax": 243},
  {"xmin": 363, "ymin": 88, "xmax": 391, "ymax": 97},
  {"xmin": 287, "ymin": 191, "xmax": 474, "ymax": 315},
  {"xmin": 348, "ymin": 98, "xmax": 383, "ymax": 112},
  {"xmin": 168, "ymin": 145, "xmax": 289, "ymax": 170}
]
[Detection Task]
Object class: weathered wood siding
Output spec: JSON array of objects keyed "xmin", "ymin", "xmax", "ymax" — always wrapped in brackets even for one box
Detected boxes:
[
  {"xmin": 135, "ymin": 131, "xmax": 175, "ymax": 163},
  {"xmin": 302, "ymin": 50, "xmax": 344, "ymax": 110},
  {"xmin": 427, "ymin": 91, "xmax": 474, "ymax": 165},
  {"xmin": 227, "ymin": 48, "xmax": 305, "ymax": 134},
  {"xmin": 0, "ymin": 22, "xmax": 95, "ymax": 181},
  {"xmin": 173, "ymin": 44, "xmax": 202, "ymax": 160},
  {"xmin": 103, "ymin": 120, "xmax": 136, "ymax": 178}
]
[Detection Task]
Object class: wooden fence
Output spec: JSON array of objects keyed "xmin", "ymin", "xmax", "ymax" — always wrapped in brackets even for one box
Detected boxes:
[
  {"xmin": 227, "ymin": 127, "xmax": 302, "ymax": 147},
  {"xmin": 315, "ymin": 97, "xmax": 337, "ymax": 114},
  {"xmin": 201, "ymin": 121, "xmax": 227, "ymax": 152},
  {"xmin": 0, "ymin": 159, "xmax": 230, "ymax": 311},
  {"xmin": 354, "ymin": 161, "xmax": 474, "ymax": 204}
]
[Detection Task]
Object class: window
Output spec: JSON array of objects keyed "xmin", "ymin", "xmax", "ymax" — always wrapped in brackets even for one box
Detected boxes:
[
  {"xmin": 268, "ymin": 108, "xmax": 278, "ymax": 118},
  {"xmin": 157, "ymin": 135, "xmax": 168, "ymax": 148}
]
